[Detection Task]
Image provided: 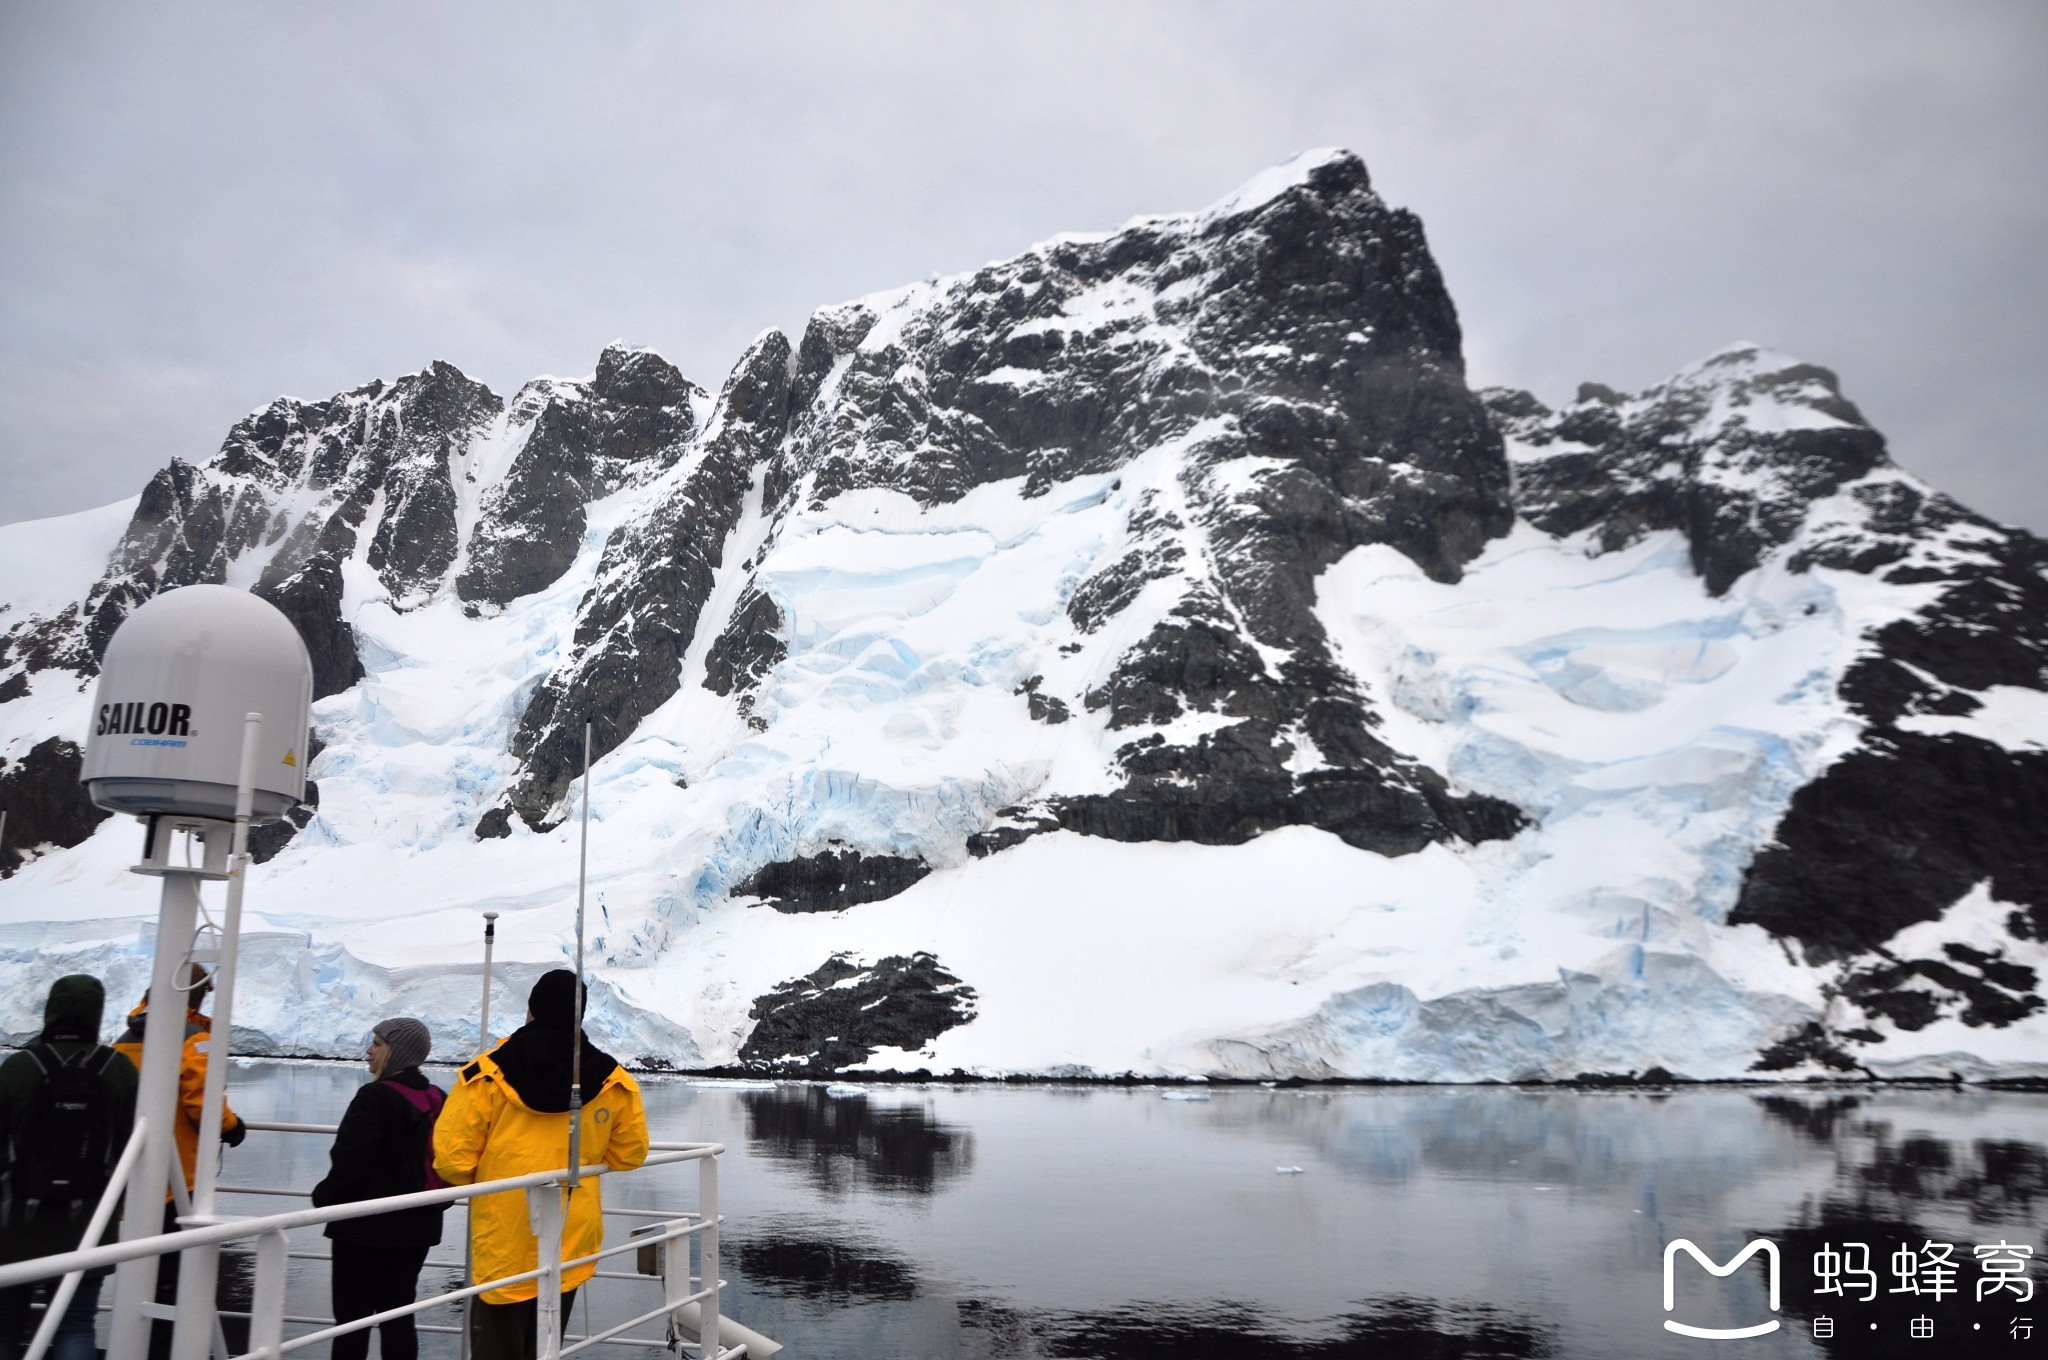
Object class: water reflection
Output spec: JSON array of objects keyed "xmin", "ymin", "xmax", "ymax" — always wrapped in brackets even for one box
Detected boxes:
[
  {"xmin": 195, "ymin": 1065, "xmax": 2042, "ymax": 1360},
  {"xmin": 1753, "ymin": 1092, "xmax": 2047, "ymax": 1360},
  {"xmin": 735, "ymin": 1221, "xmax": 923, "ymax": 1302},
  {"xmin": 1020, "ymin": 1297, "xmax": 1557, "ymax": 1359},
  {"xmin": 1755, "ymin": 1092, "xmax": 1866, "ymax": 1142},
  {"xmin": 740, "ymin": 1086, "xmax": 975, "ymax": 1196}
]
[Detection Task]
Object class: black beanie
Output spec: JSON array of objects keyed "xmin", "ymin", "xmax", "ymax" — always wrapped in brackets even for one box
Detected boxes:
[{"xmin": 527, "ymin": 970, "xmax": 585, "ymax": 1029}]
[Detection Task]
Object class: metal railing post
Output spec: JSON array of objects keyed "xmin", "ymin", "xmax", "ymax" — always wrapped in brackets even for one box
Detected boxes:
[
  {"xmin": 248, "ymin": 1229, "xmax": 289, "ymax": 1360},
  {"xmin": 698, "ymin": 1156, "xmax": 720, "ymax": 1359},
  {"xmin": 531, "ymin": 1184, "xmax": 566, "ymax": 1360},
  {"xmin": 0, "ymin": 1139, "xmax": 771, "ymax": 1359}
]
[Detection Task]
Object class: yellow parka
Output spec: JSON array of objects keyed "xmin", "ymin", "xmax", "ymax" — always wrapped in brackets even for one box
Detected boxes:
[
  {"xmin": 432, "ymin": 1042, "xmax": 649, "ymax": 1304},
  {"xmin": 112, "ymin": 1001, "xmax": 244, "ymax": 1199}
]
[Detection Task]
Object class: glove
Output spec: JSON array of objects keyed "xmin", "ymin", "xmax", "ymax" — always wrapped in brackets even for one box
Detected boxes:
[{"xmin": 221, "ymin": 1119, "xmax": 246, "ymax": 1148}]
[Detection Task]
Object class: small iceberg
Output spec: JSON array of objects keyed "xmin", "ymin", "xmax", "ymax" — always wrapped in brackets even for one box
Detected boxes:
[
  {"xmin": 1160, "ymin": 1090, "xmax": 1211, "ymax": 1102},
  {"xmin": 823, "ymin": 1083, "xmax": 869, "ymax": 1098},
  {"xmin": 1276, "ymin": 1166, "xmax": 1305, "ymax": 1175}
]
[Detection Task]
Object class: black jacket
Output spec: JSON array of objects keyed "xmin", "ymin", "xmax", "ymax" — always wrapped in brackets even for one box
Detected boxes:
[
  {"xmin": 0, "ymin": 977, "xmax": 138, "ymax": 1268},
  {"xmin": 310, "ymin": 1067, "xmax": 446, "ymax": 1247}
]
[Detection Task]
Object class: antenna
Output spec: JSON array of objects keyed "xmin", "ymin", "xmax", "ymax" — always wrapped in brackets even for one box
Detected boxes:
[
  {"xmin": 479, "ymin": 911, "xmax": 499, "ymax": 1048},
  {"xmin": 567, "ymin": 719, "xmax": 591, "ymax": 1190}
]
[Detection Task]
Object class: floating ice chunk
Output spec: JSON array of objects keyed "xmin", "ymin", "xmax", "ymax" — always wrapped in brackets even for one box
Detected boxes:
[
  {"xmin": 1275, "ymin": 1166, "xmax": 1305, "ymax": 1175},
  {"xmin": 823, "ymin": 1084, "xmax": 868, "ymax": 1098},
  {"xmin": 691, "ymin": 1079, "xmax": 780, "ymax": 1090},
  {"xmin": 1160, "ymin": 1090, "xmax": 1212, "ymax": 1102}
]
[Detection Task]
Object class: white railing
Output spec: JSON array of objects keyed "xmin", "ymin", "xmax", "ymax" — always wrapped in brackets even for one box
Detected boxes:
[{"xmin": 0, "ymin": 1120, "xmax": 776, "ymax": 1360}]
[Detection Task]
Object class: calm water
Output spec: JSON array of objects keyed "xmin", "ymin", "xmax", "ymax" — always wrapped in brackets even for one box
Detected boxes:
[{"xmin": 198, "ymin": 1063, "xmax": 2044, "ymax": 1360}]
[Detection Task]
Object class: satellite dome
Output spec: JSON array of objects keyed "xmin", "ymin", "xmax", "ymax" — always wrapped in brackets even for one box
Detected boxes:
[{"xmin": 82, "ymin": 585, "xmax": 314, "ymax": 822}]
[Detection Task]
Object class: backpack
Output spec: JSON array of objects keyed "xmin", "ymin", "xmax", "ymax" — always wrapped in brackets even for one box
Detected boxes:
[
  {"xmin": 381, "ymin": 1080, "xmax": 449, "ymax": 1194},
  {"xmin": 11, "ymin": 1043, "xmax": 117, "ymax": 1212}
]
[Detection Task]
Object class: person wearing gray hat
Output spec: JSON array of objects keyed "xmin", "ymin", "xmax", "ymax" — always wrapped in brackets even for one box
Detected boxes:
[{"xmin": 311, "ymin": 1018, "xmax": 448, "ymax": 1360}]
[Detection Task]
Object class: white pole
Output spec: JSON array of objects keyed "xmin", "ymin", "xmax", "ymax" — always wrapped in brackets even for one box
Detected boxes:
[
  {"xmin": 480, "ymin": 911, "xmax": 500, "ymax": 1049},
  {"xmin": 698, "ymin": 1154, "xmax": 721, "ymax": 1359},
  {"xmin": 170, "ymin": 714, "xmax": 261, "ymax": 1360},
  {"xmin": 567, "ymin": 722, "xmax": 589, "ymax": 1191},
  {"xmin": 530, "ymin": 1185, "xmax": 566, "ymax": 1360},
  {"xmin": 247, "ymin": 1230, "xmax": 289, "ymax": 1360},
  {"xmin": 107, "ymin": 869, "xmax": 203, "ymax": 1360}
]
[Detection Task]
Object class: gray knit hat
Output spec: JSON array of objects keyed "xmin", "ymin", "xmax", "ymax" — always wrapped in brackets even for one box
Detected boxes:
[{"xmin": 372, "ymin": 1017, "xmax": 431, "ymax": 1074}]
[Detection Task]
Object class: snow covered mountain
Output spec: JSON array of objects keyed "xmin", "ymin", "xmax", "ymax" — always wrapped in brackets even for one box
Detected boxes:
[{"xmin": 2, "ymin": 149, "xmax": 2042, "ymax": 1082}]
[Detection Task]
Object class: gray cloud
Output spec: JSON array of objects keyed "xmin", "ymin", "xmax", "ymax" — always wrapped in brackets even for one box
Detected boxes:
[{"xmin": 3, "ymin": 1, "xmax": 2043, "ymax": 529}]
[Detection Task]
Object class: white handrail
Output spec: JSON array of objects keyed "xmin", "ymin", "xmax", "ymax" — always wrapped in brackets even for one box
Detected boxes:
[
  {"xmin": 3, "ymin": 1119, "xmax": 775, "ymax": 1358},
  {"xmin": 20, "ymin": 1117, "xmax": 149, "ymax": 1360},
  {"xmin": 240, "ymin": 1117, "xmax": 714, "ymax": 1155},
  {"xmin": 269, "ymin": 1218, "xmax": 706, "ymax": 1358},
  {"xmin": 0, "ymin": 1146, "xmax": 721, "ymax": 1289}
]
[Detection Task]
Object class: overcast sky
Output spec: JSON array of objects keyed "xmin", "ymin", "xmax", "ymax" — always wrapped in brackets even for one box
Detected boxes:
[{"xmin": 3, "ymin": 2, "xmax": 2043, "ymax": 532}]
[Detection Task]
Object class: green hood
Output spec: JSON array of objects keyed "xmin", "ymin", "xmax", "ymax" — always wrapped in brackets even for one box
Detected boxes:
[{"xmin": 42, "ymin": 974, "xmax": 106, "ymax": 1042}]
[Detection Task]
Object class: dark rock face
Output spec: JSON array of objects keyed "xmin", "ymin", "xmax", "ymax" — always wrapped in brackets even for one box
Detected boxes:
[
  {"xmin": 0, "ymin": 739, "xmax": 112, "ymax": 876},
  {"xmin": 1052, "ymin": 577, "xmax": 1522, "ymax": 853},
  {"xmin": 733, "ymin": 845, "xmax": 933, "ymax": 913},
  {"xmin": 246, "ymin": 786, "xmax": 318, "ymax": 865},
  {"xmin": 506, "ymin": 333, "xmax": 788, "ymax": 824},
  {"xmin": 1015, "ymin": 676, "xmax": 1069, "ymax": 724},
  {"xmin": 1734, "ymin": 734, "xmax": 2048, "ymax": 958},
  {"xmin": 473, "ymin": 806, "xmax": 513, "ymax": 841},
  {"xmin": 1492, "ymin": 348, "xmax": 1890, "ymax": 594},
  {"xmin": 1723, "ymin": 471, "xmax": 2048, "ymax": 986},
  {"xmin": 738, "ymin": 951, "xmax": 977, "ymax": 1074},
  {"xmin": 3, "ymin": 360, "xmax": 503, "ymax": 699},
  {"xmin": 458, "ymin": 346, "xmax": 703, "ymax": 609},
  {"xmin": 701, "ymin": 585, "xmax": 784, "ymax": 729},
  {"xmin": 255, "ymin": 544, "xmax": 364, "ymax": 701},
  {"xmin": 778, "ymin": 155, "xmax": 1505, "ymax": 541},
  {"xmin": 1750, "ymin": 1023, "xmax": 1870, "ymax": 1076}
]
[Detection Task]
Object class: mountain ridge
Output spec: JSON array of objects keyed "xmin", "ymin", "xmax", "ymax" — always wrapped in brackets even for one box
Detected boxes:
[{"xmin": 1, "ymin": 149, "xmax": 2042, "ymax": 1082}]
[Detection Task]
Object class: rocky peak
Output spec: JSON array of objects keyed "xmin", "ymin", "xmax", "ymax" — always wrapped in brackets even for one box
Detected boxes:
[
  {"xmin": 457, "ymin": 346, "xmax": 706, "ymax": 611},
  {"xmin": 592, "ymin": 343, "xmax": 693, "ymax": 409},
  {"xmin": 500, "ymin": 330, "xmax": 792, "ymax": 826},
  {"xmin": 1496, "ymin": 344, "xmax": 1891, "ymax": 593},
  {"xmin": 493, "ymin": 150, "xmax": 1519, "ymax": 860}
]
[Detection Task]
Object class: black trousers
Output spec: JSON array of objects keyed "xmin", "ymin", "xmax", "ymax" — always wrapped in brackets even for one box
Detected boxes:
[
  {"xmin": 468, "ymin": 1288, "xmax": 578, "ymax": 1360},
  {"xmin": 331, "ymin": 1240, "xmax": 432, "ymax": 1360}
]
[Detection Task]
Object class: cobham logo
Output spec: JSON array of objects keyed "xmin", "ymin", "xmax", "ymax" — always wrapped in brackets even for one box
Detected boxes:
[
  {"xmin": 96, "ymin": 701, "xmax": 193, "ymax": 738},
  {"xmin": 1663, "ymin": 1238, "xmax": 1781, "ymax": 1340}
]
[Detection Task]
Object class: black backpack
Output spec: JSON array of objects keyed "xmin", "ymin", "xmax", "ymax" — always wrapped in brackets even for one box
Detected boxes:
[{"xmin": 10, "ymin": 1043, "xmax": 117, "ymax": 1212}]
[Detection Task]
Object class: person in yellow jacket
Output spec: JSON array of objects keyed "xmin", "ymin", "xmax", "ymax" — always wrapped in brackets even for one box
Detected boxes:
[
  {"xmin": 112, "ymin": 962, "xmax": 249, "ymax": 1196},
  {"xmin": 113, "ymin": 962, "xmax": 249, "ymax": 1360},
  {"xmin": 434, "ymin": 971, "xmax": 648, "ymax": 1360}
]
